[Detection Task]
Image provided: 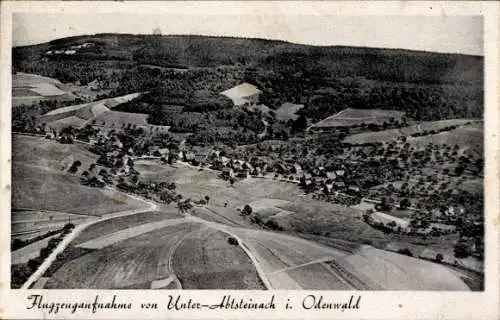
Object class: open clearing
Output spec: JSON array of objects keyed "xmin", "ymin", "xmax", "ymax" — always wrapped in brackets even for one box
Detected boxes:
[
  {"xmin": 12, "ymin": 135, "xmax": 143, "ymax": 221},
  {"xmin": 311, "ymin": 108, "xmax": 405, "ymax": 129},
  {"xmin": 344, "ymin": 246, "xmax": 470, "ymax": 290},
  {"xmin": 408, "ymin": 122, "xmax": 483, "ymax": 155},
  {"xmin": 12, "ymin": 72, "xmax": 76, "ymax": 108},
  {"xmin": 275, "ymin": 102, "xmax": 303, "ymax": 121},
  {"xmin": 343, "ymin": 119, "xmax": 478, "ymax": 144},
  {"xmin": 36, "ymin": 92, "xmax": 166, "ymax": 133}
]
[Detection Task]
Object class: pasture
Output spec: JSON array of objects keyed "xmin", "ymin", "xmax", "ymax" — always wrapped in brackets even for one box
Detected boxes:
[
  {"xmin": 11, "ymin": 233, "xmax": 62, "ymax": 264},
  {"xmin": 345, "ymin": 246, "xmax": 470, "ymax": 290},
  {"xmin": 311, "ymin": 108, "xmax": 405, "ymax": 129},
  {"xmin": 12, "ymin": 72, "xmax": 76, "ymax": 108},
  {"xmin": 37, "ymin": 92, "xmax": 167, "ymax": 133},
  {"xmin": 343, "ymin": 119, "xmax": 478, "ymax": 144},
  {"xmin": 275, "ymin": 102, "xmax": 304, "ymax": 121},
  {"xmin": 45, "ymin": 222, "xmax": 203, "ymax": 289},
  {"xmin": 135, "ymin": 162, "xmax": 394, "ymax": 246},
  {"xmin": 12, "ymin": 135, "xmax": 143, "ymax": 222},
  {"xmin": 408, "ymin": 122, "xmax": 483, "ymax": 155}
]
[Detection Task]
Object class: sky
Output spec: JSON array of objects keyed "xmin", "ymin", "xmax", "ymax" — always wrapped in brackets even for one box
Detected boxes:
[{"xmin": 12, "ymin": 13, "xmax": 483, "ymax": 55}]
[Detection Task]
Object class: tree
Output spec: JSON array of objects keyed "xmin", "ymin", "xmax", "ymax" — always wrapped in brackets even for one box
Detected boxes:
[
  {"xmin": 399, "ymin": 198, "xmax": 411, "ymax": 209},
  {"xmin": 454, "ymin": 242, "xmax": 470, "ymax": 258},
  {"xmin": 204, "ymin": 195, "xmax": 210, "ymax": 204},
  {"xmin": 68, "ymin": 160, "xmax": 82, "ymax": 174},
  {"xmin": 291, "ymin": 115, "xmax": 307, "ymax": 133},
  {"xmin": 435, "ymin": 253, "xmax": 444, "ymax": 263},
  {"xmin": 241, "ymin": 204, "xmax": 253, "ymax": 216},
  {"xmin": 227, "ymin": 237, "xmax": 238, "ymax": 246}
]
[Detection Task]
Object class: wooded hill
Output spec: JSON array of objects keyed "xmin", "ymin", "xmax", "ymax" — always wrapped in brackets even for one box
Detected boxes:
[{"xmin": 13, "ymin": 33, "xmax": 483, "ymax": 127}]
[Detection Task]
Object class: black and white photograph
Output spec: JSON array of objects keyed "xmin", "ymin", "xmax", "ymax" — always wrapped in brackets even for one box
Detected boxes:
[
  {"xmin": 2, "ymin": 3, "xmax": 499, "ymax": 319},
  {"xmin": 7, "ymin": 8, "xmax": 488, "ymax": 293}
]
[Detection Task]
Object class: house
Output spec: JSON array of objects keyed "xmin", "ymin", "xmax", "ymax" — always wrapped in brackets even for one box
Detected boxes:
[
  {"xmin": 233, "ymin": 160, "xmax": 245, "ymax": 170},
  {"xmin": 326, "ymin": 171, "xmax": 337, "ymax": 180},
  {"xmin": 220, "ymin": 83, "xmax": 262, "ymax": 107},
  {"xmin": 222, "ymin": 167, "xmax": 235, "ymax": 179},
  {"xmin": 335, "ymin": 170, "xmax": 346, "ymax": 177},
  {"xmin": 220, "ymin": 156, "xmax": 231, "ymax": 166},
  {"xmin": 209, "ymin": 149, "xmax": 221, "ymax": 159},
  {"xmin": 293, "ymin": 164, "xmax": 303, "ymax": 176},
  {"xmin": 334, "ymin": 181, "xmax": 346, "ymax": 189},
  {"xmin": 158, "ymin": 148, "xmax": 169, "ymax": 156},
  {"xmin": 237, "ymin": 169, "xmax": 249, "ymax": 179},
  {"xmin": 184, "ymin": 151, "xmax": 195, "ymax": 162},
  {"xmin": 193, "ymin": 155, "xmax": 205, "ymax": 165},
  {"xmin": 348, "ymin": 185, "xmax": 361, "ymax": 194}
]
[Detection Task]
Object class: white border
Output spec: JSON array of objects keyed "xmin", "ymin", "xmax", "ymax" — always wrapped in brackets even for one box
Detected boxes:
[{"xmin": 1, "ymin": 2, "xmax": 498, "ymax": 319}]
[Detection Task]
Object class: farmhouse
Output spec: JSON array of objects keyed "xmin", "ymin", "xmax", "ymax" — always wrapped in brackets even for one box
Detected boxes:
[{"xmin": 220, "ymin": 83, "xmax": 261, "ymax": 107}]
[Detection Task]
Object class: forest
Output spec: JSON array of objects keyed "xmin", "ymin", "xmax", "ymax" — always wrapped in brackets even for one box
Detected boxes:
[{"xmin": 12, "ymin": 33, "xmax": 483, "ymax": 134}]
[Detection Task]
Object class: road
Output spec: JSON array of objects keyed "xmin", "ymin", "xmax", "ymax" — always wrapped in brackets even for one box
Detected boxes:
[{"xmin": 21, "ymin": 189, "xmax": 157, "ymax": 289}]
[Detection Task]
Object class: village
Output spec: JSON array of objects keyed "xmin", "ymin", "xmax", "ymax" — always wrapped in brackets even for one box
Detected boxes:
[{"xmin": 22, "ymin": 79, "xmax": 483, "ymax": 265}]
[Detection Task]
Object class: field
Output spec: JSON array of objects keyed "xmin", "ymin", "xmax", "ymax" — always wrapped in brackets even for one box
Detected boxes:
[
  {"xmin": 44, "ymin": 220, "xmax": 265, "ymax": 289},
  {"xmin": 45, "ymin": 222, "xmax": 202, "ymax": 289},
  {"xmin": 311, "ymin": 108, "xmax": 405, "ymax": 129},
  {"xmin": 135, "ymin": 162, "xmax": 402, "ymax": 246},
  {"xmin": 37, "ymin": 92, "xmax": 170, "ymax": 134},
  {"xmin": 275, "ymin": 102, "xmax": 304, "ymax": 121},
  {"xmin": 408, "ymin": 122, "xmax": 483, "ymax": 155},
  {"xmin": 12, "ymin": 72, "xmax": 76, "ymax": 108},
  {"xmin": 72, "ymin": 208, "xmax": 183, "ymax": 245},
  {"xmin": 171, "ymin": 228, "xmax": 265, "ymax": 289},
  {"xmin": 11, "ymin": 233, "xmax": 61, "ymax": 264},
  {"xmin": 12, "ymin": 135, "xmax": 143, "ymax": 238},
  {"xmin": 344, "ymin": 246, "xmax": 470, "ymax": 290},
  {"xmin": 343, "ymin": 119, "xmax": 478, "ymax": 144},
  {"xmin": 92, "ymin": 110, "xmax": 149, "ymax": 127}
]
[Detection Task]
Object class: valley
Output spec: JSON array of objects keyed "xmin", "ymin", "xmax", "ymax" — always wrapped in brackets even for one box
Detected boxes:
[{"xmin": 10, "ymin": 33, "xmax": 484, "ymax": 291}]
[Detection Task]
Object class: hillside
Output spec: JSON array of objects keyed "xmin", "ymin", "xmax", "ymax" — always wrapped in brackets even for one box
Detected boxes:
[
  {"xmin": 13, "ymin": 34, "xmax": 482, "ymax": 84},
  {"xmin": 13, "ymin": 33, "xmax": 483, "ymax": 137}
]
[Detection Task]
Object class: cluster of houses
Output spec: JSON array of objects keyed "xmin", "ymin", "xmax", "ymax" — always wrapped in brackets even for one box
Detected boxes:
[{"xmin": 45, "ymin": 42, "xmax": 95, "ymax": 56}]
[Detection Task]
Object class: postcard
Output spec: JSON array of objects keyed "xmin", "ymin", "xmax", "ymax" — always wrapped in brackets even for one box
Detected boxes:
[{"xmin": 1, "ymin": 1, "xmax": 498, "ymax": 319}]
